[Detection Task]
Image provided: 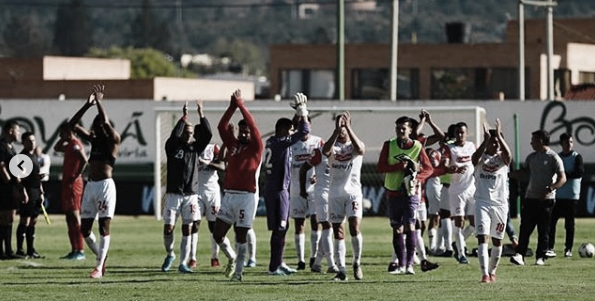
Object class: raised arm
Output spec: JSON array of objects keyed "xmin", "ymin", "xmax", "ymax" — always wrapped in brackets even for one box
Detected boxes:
[
  {"xmin": 93, "ymin": 85, "xmax": 121, "ymax": 145},
  {"xmin": 343, "ymin": 111, "xmax": 365, "ymax": 155},
  {"xmin": 322, "ymin": 115, "xmax": 343, "ymax": 157},
  {"xmin": 67, "ymin": 89, "xmax": 96, "ymax": 129},
  {"xmin": 218, "ymin": 90, "xmax": 239, "ymax": 145},
  {"xmin": 165, "ymin": 102, "xmax": 189, "ymax": 153},
  {"xmin": 235, "ymin": 90, "xmax": 263, "ymax": 151},
  {"xmin": 193, "ymin": 99, "xmax": 213, "ymax": 153},
  {"xmin": 472, "ymin": 122, "xmax": 490, "ymax": 166},
  {"xmin": 420, "ymin": 109, "xmax": 445, "ymax": 146},
  {"xmin": 495, "ymin": 118, "xmax": 511, "ymax": 166}
]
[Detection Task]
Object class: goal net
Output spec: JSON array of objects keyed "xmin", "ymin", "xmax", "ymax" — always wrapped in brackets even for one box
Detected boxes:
[{"xmin": 154, "ymin": 104, "xmax": 486, "ymax": 220}]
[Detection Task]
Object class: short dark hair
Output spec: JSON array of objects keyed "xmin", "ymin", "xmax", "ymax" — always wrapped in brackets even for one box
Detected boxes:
[
  {"xmin": 395, "ymin": 116, "xmax": 412, "ymax": 126},
  {"xmin": 275, "ymin": 117, "xmax": 293, "ymax": 132},
  {"xmin": 455, "ymin": 122, "xmax": 468, "ymax": 129},
  {"xmin": 532, "ymin": 129, "xmax": 550, "ymax": 146},
  {"xmin": 21, "ymin": 131, "xmax": 34, "ymax": 141},
  {"xmin": 2, "ymin": 120, "xmax": 19, "ymax": 133},
  {"xmin": 238, "ymin": 119, "xmax": 247, "ymax": 127},
  {"xmin": 560, "ymin": 132, "xmax": 572, "ymax": 142}
]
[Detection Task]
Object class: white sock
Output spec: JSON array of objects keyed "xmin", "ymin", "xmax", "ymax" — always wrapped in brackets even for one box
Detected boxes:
[
  {"xmin": 84, "ymin": 232, "xmax": 100, "ymax": 257},
  {"xmin": 310, "ymin": 231, "xmax": 321, "ymax": 260},
  {"xmin": 463, "ymin": 225, "xmax": 475, "ymax": 240},
  {"xmin": 489, "ymin": 245, "xmax": 503, "ymax": 275},
  {"xmin": 442, "ymin": 219, "xmax": 453, "ymax": 250},
  {"xmin": 219, "ymin": 238, "xmax": 236, "ymax": 261},
  {"xmin": 391, "ymin": 252, "xmax": 398, "ymax": 264},
  {"xmin": 190, "ymin": 232, "xmax": 198, "ymax": 261},
  {"xmin": 96, "ymin": 235, "xmax": 110, "ymax": 270},
  {"xmin": 415, "ymin": 229, "xmax": 428, "ymax": 261},
  {"xmin": 180, "ymin": 235, "xmax": 190, "ymax": 266},
  {"xmin": 322, "ymin": 228, "xmax": 336, "ymax": 267},
  {"xmin": 429, "ymin": 228, "xmax": 438, "ymax": 251},
  {"xmin": 247, "ymin": 229, "xmax": 257, "ymax": 261},
  {"xmin": 478, "ymin": 243, "xmax": 489, "ymax": 276},
  {"xmin": 210, "ymin": 233, "xmax": 219, "ymax": 259},
  {"xmin": 235, "ymin": 243, "xmax": 247, "ymax": 276},
  {"xmin": 295, "ymin": 233, "xmax": 306, "ymax": 263},
  {"xmin": 335, "ymin": 239, "xmax": 346, "ymax": 271},
  {"xmin": 164, "ymin": 232, "xmax": 174, "ymax": 256},
  {"xmin": 351, "ymin": 233, "xmax": 363, "ymax": 265},
  {"xmin": 454, "ymin": 225, "xmax": 465, "ymax": 256}
]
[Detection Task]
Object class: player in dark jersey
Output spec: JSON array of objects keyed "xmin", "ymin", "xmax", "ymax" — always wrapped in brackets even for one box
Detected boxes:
[
  {"xmin": 161, "ymin": 100, "xmax": 212, "ymax": 273},
  {"xmin": 264, "ymin": 93, "xmax": 310, "ymax": 275},
  {"xmin": 15, "ymin": 132, "xmax": 44, "ymax": 259},
  {"xmin": 68, "ymin": 84, "xmax": 121, "ymax": 278},
  {"xmin": 0, "ymin": 120, "xmax": 24, "ymax": 260}
]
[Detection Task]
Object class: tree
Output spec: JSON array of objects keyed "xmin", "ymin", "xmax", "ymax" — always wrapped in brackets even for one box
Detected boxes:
[
  {"xmin": 87, "ymin": 46, "xmax": 194, "ymax": 79},
  {"xmin": 53, "ymin": 0, "xmax": 93, "ymax": 56},
  {"xmin": 2, "ymin": 14, "xmax": 50, "ymax": 57},
  {"xmin": 130, "ymin": 0, "xmax": 174, "ymax": 55}
]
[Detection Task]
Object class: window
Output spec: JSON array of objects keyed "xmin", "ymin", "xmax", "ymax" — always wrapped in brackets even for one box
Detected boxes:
[
  {"xmin": 431, "ymin": 67, "xmax": 530, "ymax": 100},
  {"xmin": 352, "ymin": 68, "xmax": 419, "ymax": 100},
  {"xmin": 579, "ymin": 71, "xmax": 595, "ymax": 84},
  {"xmin": 280, "ymin": 69, "xmax": 335, "ymax": 99}
]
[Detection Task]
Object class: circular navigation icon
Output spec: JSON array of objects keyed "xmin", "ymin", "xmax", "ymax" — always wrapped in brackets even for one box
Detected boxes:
[{"xmin": 9, "ymin": 154, "xmax": 33, "ymax": 179}]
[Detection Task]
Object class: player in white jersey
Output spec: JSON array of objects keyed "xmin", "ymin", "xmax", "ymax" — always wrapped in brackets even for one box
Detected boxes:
[
  {"xmin": 187, "ymin": 143, "xmax": 230, "ymax": 269},
  {"xmin": 443, "ymin": 122, "xmax": 476, "ymax": 264},
  {"xmin": 290, "ymin": 125, "xmax": 323, "ymax": 270},
  {"xmin": 322, "ymin": 112, "xmax": 365, "ymax": 281},
  {"xmin": 471, "ymin": 119, "xmax": 511, "ymax": 283},
  {"xmin": 300, "ymin": 145, "xmax": 339, "ymax": 274}
]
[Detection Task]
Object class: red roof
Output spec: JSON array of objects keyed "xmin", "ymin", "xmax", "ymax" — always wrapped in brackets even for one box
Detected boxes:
[{"xmin": 564, "ymin": 83, "xmax": 595, "ymax": 100}]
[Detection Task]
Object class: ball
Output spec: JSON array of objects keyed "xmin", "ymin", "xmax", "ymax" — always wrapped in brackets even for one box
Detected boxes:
[{"xmin": 578, "ymin": 242, "xmax": 595, "ymax": 258}]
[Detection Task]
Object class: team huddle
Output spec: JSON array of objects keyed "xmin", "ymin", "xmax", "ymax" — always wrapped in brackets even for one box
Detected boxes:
[{"xmin": 0, "ymin": 85, "xmax": 583, "ymax": 283}]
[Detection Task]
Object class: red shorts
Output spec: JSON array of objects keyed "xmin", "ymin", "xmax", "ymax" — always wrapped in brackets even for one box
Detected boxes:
[{"xmin": 61, "ymin": 177, "xmax": 84, "ymax": 212}]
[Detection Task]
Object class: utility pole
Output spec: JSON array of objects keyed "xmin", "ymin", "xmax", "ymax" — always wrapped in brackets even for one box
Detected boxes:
[
  {"xmin": 336, "ymin": 0, "xmax": 345, "ymax": 101},
  {"xmin": 389, "ymin": 0, "xmax": 399, "ymax": 101},
  {"xmin": 518, "ymin": 0, "xmax": 557, "ymax": 101}
]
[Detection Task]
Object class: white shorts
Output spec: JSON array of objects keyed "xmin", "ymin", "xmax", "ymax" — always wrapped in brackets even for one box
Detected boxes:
[
  {"xmin": 439, "ymin": 185, "xmax": 450, "ymax": 211},
  {"xmin": 475, "ymin": 200, "xmax": 508, "ymax": 240},
  {"xmin": 198, "ymin": 190, "xmax": 221, "ymax": 222},
  {"xmin": 163, "ymin": 193, "xmax": 199, "ymax": 225},
  {"xmin": 217, "ymin": 190, "xmax": 258, "ymax": 228},
  {"xmin": 329, "ymin": 193, "xmax": 362, "ymax": 224},
  {"xmin": 425, "ymin": 177, "xmax": 442, "ymax": 215},
  {"xmin": 416, "ymin": 202, "xmax": 427, "ymax": 222},
  {"xmin": 314, "ymin": 190, "xmax": 330, "ymax": 223},
  {"xmin": 81, "ymin": 178, "xmax": 116, "ymax": 219},
  {"xmin": 290, "ymin": 194, "xmax": 315, "ymax": 218},
  {"xmin": 449, "ymin": 187, "xmax": 476, "ymax": 217}
]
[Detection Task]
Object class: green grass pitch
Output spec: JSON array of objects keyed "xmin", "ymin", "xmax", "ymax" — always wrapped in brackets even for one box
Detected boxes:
[{"xmin": 1, "ymin": 215, "xmax": 595, "ymax": 301}]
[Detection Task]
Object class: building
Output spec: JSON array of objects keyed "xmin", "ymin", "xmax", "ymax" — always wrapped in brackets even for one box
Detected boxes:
[
  {"xmin": 0, "ymin": 56, "xmax": 255, "ymax": 101},
  {"xmin": 269, "ymin": 17, "xmax": 595, "ymax": 101}
]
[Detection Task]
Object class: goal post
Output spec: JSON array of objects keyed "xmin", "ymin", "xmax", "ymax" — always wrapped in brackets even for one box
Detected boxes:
[{"xmin": 154, "ymin": 104, "xmax": 486, "ymax": 220}]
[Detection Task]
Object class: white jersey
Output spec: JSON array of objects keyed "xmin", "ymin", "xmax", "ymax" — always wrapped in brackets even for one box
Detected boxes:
[
  {"xmin": 446, "ymin": 141, "xmax": 476, "ymax": 194},
  {"xmin": 311, "ymin": 148, "xmax": 331, "ymax": 195},
  {"xmin": 328, "ymin": 140, "xmax": 363, "ymax": 197},
  {"xmin": 474, "ymin": 152, "xmax": 509, "ymax": 206},
  {"xmin": 290, "ymin": 135, "xmax": 323, "ymax": 198},
  {"xmin": 197, "ymin": 144, "xmax": 220, "ymax": 193}
]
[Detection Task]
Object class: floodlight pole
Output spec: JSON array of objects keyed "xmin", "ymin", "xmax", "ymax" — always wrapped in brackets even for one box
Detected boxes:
[
  {"xmin": 389, "ymin": 0, "xmax": 399, "ymax": 101},
  {"xmin": 518, "ymin": 0, "xmax": 557, "ymax": 101},
  {"xmin": 336, "ymin": 0, "xmax": 345, "ymax": 101}
]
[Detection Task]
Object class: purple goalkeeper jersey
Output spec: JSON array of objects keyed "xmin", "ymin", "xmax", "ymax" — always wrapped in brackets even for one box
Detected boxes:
[{"xmin": 264, "ymin": 120, "xmax": 310, "ymax": 194}]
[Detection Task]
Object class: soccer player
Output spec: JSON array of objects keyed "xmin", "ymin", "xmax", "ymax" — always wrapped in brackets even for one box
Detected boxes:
[
  {"xmin": 546, "ymin": 133, "xmax": 583, "ymax": 258},
  {"xmin": 322, "ymin": 112, "xmax": 365, "ymax": 281},
  {"xmin": 377, "ymin": 116, "xmax": 434, "ymax": 275},
  {"xmin": 443, "ymin": 122, "xmax": 477, "ymax": 264},
  {"xmin": 188, "ymin": 142, "xmax": 228, "ymax": 269},
  {"xmin": 471, "ymin": 119, "xmax": 511, "ymax": 283},
  {"xmin": 68, "ymin": 84, "xmax": 121, "ymax": 278},
  {"xmin": 0, "ymin": 120, "xmax": 24, "ymax": 260},
  {"xmin": 213, "ymin": 89, "xmax": 264, "ymax": 281},
  {"xmin": 510, "ymin": 129, "xmax": 566, "ymax": 266},
  {"xmin": 54, "ymin": 123, "xmax": 88, "ymax": 260},
  {"xmin": 15, "ymin": 132, "xmax": 45, "ymax": 259},
  {"xmin": 289, "ymin": 114, "xmax": 323, "ymax": 271},
  {"xmin": 264, "ymin": 92, "xmax": 310, "ymax": 275},
  {"xmin": 300, "ymin": 141, "xmax": 339, "ymax": 274},
  {"xmin": 161, "ymin": 100, "xmax": 213, "ymax": 273}
]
